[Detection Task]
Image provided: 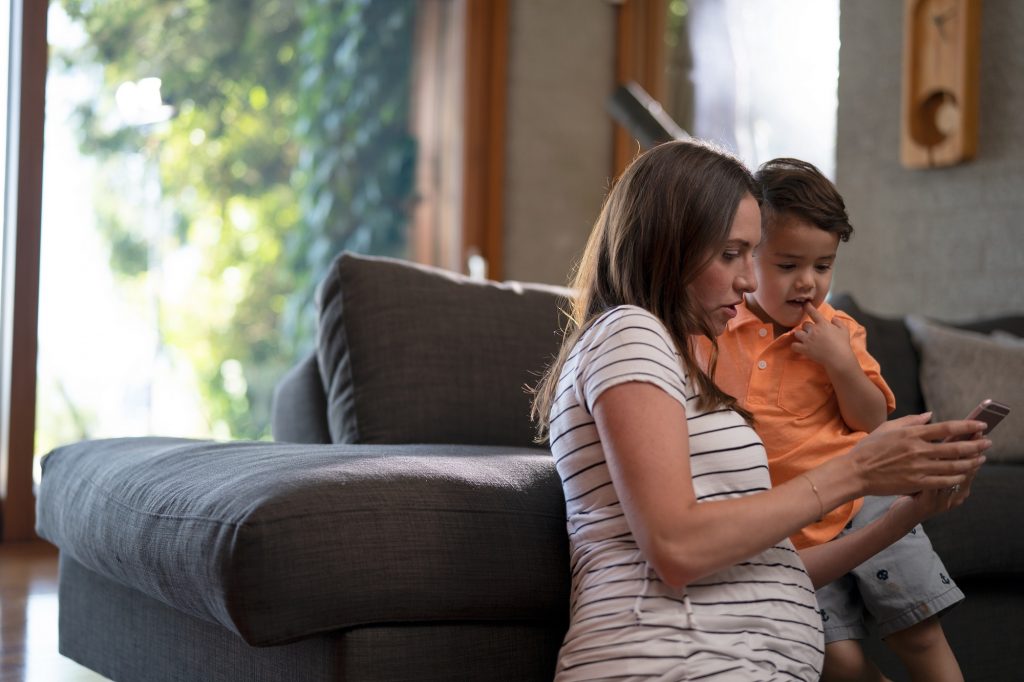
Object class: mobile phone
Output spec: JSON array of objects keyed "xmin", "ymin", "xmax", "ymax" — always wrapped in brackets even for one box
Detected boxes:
[{"xmin": 944, "ymin": 399, "xmax": 1011, "ymax": 442}]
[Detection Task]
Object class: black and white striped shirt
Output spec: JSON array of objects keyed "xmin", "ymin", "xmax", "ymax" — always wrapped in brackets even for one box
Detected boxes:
[{"xmin": 551, "ymin": 306, "xmax": 823, "ymax": 681}]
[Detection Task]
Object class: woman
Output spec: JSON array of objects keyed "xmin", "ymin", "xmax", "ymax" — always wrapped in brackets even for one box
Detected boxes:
[{"xmin": 531, "ymin": 139, "xmax": 987, "ymax": 681}]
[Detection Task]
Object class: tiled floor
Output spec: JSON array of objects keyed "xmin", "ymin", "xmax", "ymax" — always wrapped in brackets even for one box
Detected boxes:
[{"xmin": 0, "ymin": 541, "xmax": 110, "ymax": 682}]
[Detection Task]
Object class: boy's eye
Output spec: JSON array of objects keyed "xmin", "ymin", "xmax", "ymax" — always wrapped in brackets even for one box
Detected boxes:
[
  {"xmin": 815, "ymin": 264, "xmax": 833, "ymax": 273},
  {"xmin": 776, "ymin": 263, "xmax": 795, "ymax": 271}
]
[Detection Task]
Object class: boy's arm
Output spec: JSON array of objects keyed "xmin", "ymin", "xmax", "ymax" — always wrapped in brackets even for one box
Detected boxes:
[
  {"xmin": 792, "ymin": 303, "xmax": 888, "ymax": 432},
  {"xmin": 798, "ymin": 489, "xmax": 949, "ymax": 588}
]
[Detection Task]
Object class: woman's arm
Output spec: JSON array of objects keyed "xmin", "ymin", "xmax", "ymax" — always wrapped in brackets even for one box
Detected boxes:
[{"xmin": 596, "ymin": 382, "xmax": 988, "ymax": 589}]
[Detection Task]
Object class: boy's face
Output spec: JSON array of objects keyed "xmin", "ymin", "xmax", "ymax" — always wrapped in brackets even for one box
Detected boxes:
[{"xmin": 748, "ymin": 216, "xmax": 840, "ymax": 331}]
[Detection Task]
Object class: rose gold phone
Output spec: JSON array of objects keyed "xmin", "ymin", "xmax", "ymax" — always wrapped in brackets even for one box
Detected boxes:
[{"xmin": 944, "ymin": 399, "xmax": 1011, "ymax": 442}]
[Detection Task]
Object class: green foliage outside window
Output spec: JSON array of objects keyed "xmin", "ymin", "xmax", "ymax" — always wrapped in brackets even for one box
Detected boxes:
[{"xmin": 53, "ymin": 0, "xmax": 418, "ymax": 440}]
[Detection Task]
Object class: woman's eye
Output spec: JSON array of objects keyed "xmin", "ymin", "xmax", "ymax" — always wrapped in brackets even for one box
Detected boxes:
[{"xmin": 722, "ymin": 250, "xmax": 740, "ymax": 261}]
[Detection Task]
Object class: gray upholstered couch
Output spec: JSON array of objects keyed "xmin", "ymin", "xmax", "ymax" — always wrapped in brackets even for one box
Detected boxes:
[
  {"xmin": 37, "ymin": 253, "xmax": 573, "ymax": 682},
  {"xmin": 36, "ymin": 254, "xmax": 1023, "ymax": 681}
]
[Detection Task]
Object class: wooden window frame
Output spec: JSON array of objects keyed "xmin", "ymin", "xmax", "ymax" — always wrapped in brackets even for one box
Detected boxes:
[
  {"xmin": 462, "ymin": 0, "xmax": 507, "ymax": 280},
  {"xmin": 612, "ymin": 0, "xmax": 668, "ymax": 177},
  {"xmin": 1, "ymin": 0, "xmax": 47, "ymax": 542}
]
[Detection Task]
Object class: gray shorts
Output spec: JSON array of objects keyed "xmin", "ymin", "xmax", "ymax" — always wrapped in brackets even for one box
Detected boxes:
[{"xmin": 816, "ymin": 495, "xmax": 964, "ymax": 643}]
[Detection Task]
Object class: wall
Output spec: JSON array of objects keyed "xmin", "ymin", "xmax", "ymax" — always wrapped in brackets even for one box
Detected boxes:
[
  {"xmin": 501, "ymin": 0, "xmax": 617, "ymax": 285},
  {"xmin": 836, "ymin": 0, "xmax": 1024, "ymax": 320}
]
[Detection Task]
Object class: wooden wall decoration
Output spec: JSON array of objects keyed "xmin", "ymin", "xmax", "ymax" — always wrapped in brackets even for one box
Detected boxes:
[{"xmin": 900, "ymin": 0, "xmax": 982, "ymax": 168}]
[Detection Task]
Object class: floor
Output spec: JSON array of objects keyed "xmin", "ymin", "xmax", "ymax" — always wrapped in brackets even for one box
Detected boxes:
[{"xmin": 0, "ymin": 541, "xmax": 110, "ymax": 682}]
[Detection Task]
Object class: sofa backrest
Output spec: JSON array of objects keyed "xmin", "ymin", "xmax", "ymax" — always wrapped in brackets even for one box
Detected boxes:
[
  {"xmin": 831, "ymin": 292, "xmax": 1024, "ymax": 420},
  {"xmin": 309, "ymin": 252, "xmax": 573, "ymax": 448}
]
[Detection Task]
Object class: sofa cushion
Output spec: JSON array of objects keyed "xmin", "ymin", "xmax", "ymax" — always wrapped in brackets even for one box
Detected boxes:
[
  {"xmin": 906, "ymin": 315, "xmax": 1024, "ymax": 462},
  {"xmin": 36, "ymin": 437, "xmax": 569, "ymax": 647},
  {"xmin": 829, "ymin": 293, "xmax": 925, "ymax": 417},
  {"xmin": 316, "ymin": 252, "xmax": 572, "ymax": 447}
]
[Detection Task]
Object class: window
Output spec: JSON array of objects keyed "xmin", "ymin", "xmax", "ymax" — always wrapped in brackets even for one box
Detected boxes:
[
  {"xmin": 0, "ymin": 0, "xmax": 509, "ymax": 542},
  {"xmin": 665, "ymin": 0, "xmax": 840, "ymax": 177},
  {"xmin": 23, "ymin": 0, "xmax": 498, "ymax": 498}
]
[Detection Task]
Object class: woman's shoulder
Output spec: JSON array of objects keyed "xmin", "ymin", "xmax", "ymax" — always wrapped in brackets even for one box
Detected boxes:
[
  {"xmin": 579, "ymin": 305, "xmax": 676, "ymax": 355},
  {"xmin": 570, "ymin": 305, "xmax": 689, "ymax": 409},
  {"xmin": 588, "ymin": 304, "xmax": 670, "ymax": 336}
]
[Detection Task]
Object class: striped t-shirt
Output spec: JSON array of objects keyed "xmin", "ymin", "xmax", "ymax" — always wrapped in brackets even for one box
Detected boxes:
[{"xmin": 550, "ymin": 306, "xmax": 824, "ymax": 681}]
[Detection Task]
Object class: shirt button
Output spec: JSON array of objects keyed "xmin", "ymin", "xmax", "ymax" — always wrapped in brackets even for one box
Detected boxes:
[
  {"xmin": 757, "ymin": 360, "xmax": 767, "ymax": 370},
  {"xmin": 758, "ymin": 328, "xmax": 768, "ymax": 338}
]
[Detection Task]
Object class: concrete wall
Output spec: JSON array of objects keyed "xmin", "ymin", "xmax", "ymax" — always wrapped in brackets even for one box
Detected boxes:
[
  {"xmin": 836, "ymin": 0, "xmax": 1024, "ymax": 320},
  {"xmin": 501, "ymin": 0, "xmax": 617, "ymax": 285}
]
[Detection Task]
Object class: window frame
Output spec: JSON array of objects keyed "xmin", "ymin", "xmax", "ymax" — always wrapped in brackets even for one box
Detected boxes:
[{"xmin": 1, "ymin": 0, "xmax": 47, "ymax": 542}]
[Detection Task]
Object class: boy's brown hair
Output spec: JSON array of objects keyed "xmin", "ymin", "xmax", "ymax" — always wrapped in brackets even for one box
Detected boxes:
[{"xmin": 755, "ymin": 158, "xmax": 853, "ymax": 241}]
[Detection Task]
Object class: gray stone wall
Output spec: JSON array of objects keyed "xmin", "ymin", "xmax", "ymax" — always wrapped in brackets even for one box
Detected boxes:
[
  {"xmin": 501, "ymin": 0, "xmax": 616, "ymax": 285},
  {"xmin": 836, "ymin": 0, "xmax": 1024, "ymax": 320}
]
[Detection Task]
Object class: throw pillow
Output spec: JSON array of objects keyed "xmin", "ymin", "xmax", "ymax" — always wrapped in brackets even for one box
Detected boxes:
[
  {"xmin": 316, "ymin": 252, "xmax": 572, "ymax": 447},
  {"xmin": 905, "ymin": 315, "xmax": 1024, "ymax": 463}
]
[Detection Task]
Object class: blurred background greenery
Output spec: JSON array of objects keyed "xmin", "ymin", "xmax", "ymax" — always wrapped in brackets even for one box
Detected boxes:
[{"xmin": 41, "ymin": 0, "xmax": 418, "ymax": 448}]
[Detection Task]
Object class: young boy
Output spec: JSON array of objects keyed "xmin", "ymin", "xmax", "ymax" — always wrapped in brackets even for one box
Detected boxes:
[{"xmin": 704, "ymin": 158, "xmax": 965, "ymax": 681}]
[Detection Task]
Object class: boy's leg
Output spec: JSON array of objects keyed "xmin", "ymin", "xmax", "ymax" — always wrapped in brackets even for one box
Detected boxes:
[
  {"xmin": 822, "ymin": 640, "xmax": 892, "ymax": 682},
  {"xmin": 848, "ymin": 497, "xmax": 965, "ymax": 682},
  {"xmin": 883, "ymin": 616, "xmax": 963, "ymax": 682},
  {"xmin": 817, "ymin": 572, "xmax": 879, "ymax": 682}
]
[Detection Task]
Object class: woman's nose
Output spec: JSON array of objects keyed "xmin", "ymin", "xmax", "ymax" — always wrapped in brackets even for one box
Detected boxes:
[{"xmin": 738, "ymin": 264, "xmax": 757, "ymax": 293}]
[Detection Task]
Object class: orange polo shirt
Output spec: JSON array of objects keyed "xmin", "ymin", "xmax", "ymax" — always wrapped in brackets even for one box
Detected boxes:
[{"xmin": 696, "ymin": 301, "xmax": 895, "ymax": 549}]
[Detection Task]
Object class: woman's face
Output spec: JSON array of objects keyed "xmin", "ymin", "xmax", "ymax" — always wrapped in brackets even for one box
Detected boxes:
[{"xmin": 687, "ymin": 194, "xmax": 761, "ymax": 336}]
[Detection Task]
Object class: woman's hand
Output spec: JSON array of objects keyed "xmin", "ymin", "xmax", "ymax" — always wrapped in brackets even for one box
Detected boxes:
[{"xmin": 843, "ymin": 413, "xmax": 989, "ymax": 498}]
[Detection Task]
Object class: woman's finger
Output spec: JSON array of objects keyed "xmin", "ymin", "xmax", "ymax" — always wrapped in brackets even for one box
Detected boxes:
[
  {"xmin": 916, "ymin": 457, "xmax": 985, "ymax": 486},
  {"xmin": 910, "ymin": 418, "xmax": 988, "ymax": 442},
  {"xmin": 873, "ymin": 412, "xmax": 932, "ymax": 434},
  {"xmin": 923, "ymin": 437, "xmax": 991, "ymax": 460}
]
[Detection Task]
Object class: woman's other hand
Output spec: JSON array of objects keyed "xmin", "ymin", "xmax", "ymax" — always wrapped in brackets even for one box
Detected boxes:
[{"xmin": 888, "ymin": 467, "xmax": 976, "ymax": 528}]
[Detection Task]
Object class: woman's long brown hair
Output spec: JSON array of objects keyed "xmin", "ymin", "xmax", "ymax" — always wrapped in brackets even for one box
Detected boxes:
[{"xmin": 531, "ymin": 139, "xmax": 756, "ymax": 441}]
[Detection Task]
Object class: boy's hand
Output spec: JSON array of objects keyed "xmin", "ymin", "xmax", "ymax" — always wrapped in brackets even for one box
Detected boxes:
[{"xmin": 791, "ymin": 302, "xmax": 856, "ymax": 369}]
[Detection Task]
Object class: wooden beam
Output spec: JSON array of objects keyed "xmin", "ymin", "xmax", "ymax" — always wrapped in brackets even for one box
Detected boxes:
[
  {"xmin": 1, "ymin": 0, "xmax": 47, "ymax": 542},
  {"xmin": 462, "ymin": 0, "xmax": 507, "ymax": 280},
  {"xmin": 612, "ymin": 0, "xmax": 668, "ymax": 177}
]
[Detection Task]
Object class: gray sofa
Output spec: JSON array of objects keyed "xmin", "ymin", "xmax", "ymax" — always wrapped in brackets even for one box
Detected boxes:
[{"xmin": 36, "ymin": 253, "xmax": 1023, "ymax": 681}]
